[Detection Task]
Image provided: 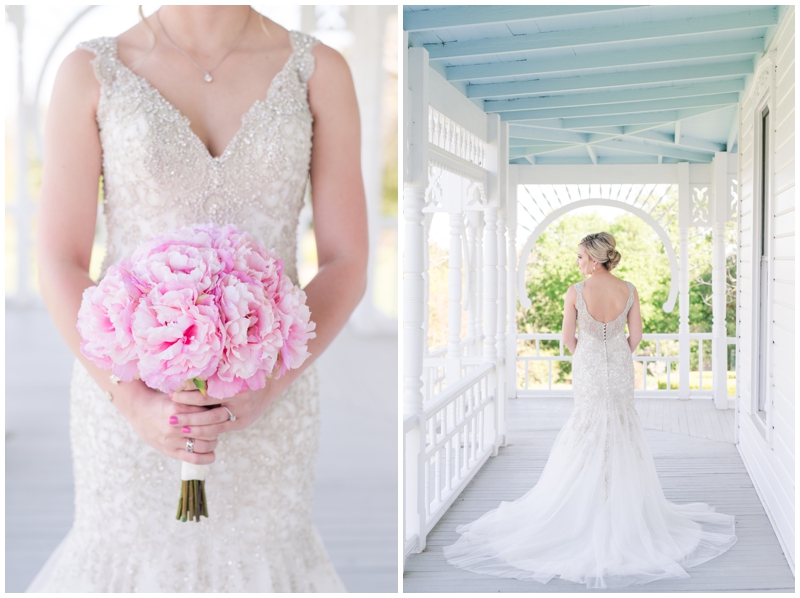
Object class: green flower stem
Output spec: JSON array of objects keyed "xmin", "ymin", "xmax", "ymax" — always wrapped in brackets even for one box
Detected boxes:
[{"xmin": 181, "ymin": 480, "xmax": 188, "ymax": 523}]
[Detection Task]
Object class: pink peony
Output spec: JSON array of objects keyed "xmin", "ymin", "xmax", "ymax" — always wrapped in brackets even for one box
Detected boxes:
[
  {"xmin": 273, "ymin": 277, "xmax": 316, "ymax": 377},
  {"xmin": 77, "ymin": 265, "xmax": 142, "ymax": 381},
  {"xmin": 206, "ymin": 274, "xmax": 284, "ymax": 399},
  {"xmin": 127, "ymin": 241, "xmax": 224, "ymax": 296},
  {"xmin": 132, "ymin": 282, "xmax": 224, "ymax": 393},
  {"xmin": 77, "ymin": 223, "xmax": 315, "ymax": 400}
]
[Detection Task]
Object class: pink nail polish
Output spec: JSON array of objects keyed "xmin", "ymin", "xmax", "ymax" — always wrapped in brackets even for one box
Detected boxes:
[
  {"xmin": 169, "ymin": 416, "xmax": 178, "ymax": 425},
  {"xmin": 182, "ymin": 426, "xmax": 191, "ymax": 434}
]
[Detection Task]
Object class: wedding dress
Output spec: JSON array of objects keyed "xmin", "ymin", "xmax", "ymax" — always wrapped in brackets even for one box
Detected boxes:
[
  {"xmin": 28, "ymin": 32, "xmax": 345, "ymax": 592},
  {"xmin": 444, "ymin": 280, "xmax": 737, "ymax": 589}
]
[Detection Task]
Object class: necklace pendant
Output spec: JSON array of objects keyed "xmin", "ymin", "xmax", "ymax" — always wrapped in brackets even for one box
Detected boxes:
[{"xmin": 204, "ymin": 73, "xmax": 213, "ymax": 83}]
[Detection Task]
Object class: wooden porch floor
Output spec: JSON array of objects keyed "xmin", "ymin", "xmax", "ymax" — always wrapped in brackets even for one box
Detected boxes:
[
  {"xmin": 404, "ymin": 398, "xmax": 794, "ymax": 593},
  {"xmin": 6, "ymin": 307, "xmax": 398, "ymax": 593}
]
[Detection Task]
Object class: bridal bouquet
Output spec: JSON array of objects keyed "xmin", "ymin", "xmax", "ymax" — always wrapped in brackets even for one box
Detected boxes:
[{"xmin": 77, "ymin": 223, "xmax": 316, "ymax": 522}]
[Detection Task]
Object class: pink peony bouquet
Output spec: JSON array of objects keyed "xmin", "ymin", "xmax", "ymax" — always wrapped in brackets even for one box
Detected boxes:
[{"xmin": 77, "ymin": 223, "xmax": 316, "ymax": 522}]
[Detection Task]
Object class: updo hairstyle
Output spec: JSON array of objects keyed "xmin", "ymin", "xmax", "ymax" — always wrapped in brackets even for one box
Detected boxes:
[{"xmin": 580, "ymin": 232, "xmax": 621, "ymax": 271}]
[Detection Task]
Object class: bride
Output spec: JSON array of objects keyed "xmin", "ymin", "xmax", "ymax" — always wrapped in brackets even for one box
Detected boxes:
[
  {"xmin": 30, "ymin": 5, "xmax": 366, "ymax": 592},
  {"xmin": 444, "ymin": 232, "xmax": 737, "ymax": 589}
]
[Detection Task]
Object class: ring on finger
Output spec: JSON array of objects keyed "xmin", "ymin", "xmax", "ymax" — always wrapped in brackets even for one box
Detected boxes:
[
  {"xmin": 185, "ymin": 438, "xmax": 195, "ymax": 453},
  {"xmin": 222, "ymin": 406, "xmax": 236, "ymax": 422}
]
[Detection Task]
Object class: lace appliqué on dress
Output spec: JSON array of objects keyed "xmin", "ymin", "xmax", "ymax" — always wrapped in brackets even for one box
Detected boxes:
[
  {"xmin": 443, "ymin": 279, "xmax": 737, "ymax": 589},
  {"xmin": 28, "ymin": 31, "xmax": 345, "ymax": 593}
]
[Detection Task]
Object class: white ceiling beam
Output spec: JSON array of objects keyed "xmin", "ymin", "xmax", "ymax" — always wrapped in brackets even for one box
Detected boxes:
[
  {"xmin": 629, "ymin": 130, "xmax": 675, "ymax": 144},
  {"xmin": 403, "ymin": 6, "xmax": 641, "ymax": 32},
  {"xmin": 593, "ymin": 138, "xmax": 715, "ymax": 162},
  {"xmin": 447, "ymin": 38, "xmax": 763, "ymax": 81},
  {"xmin": 554, "ymin": 105, "xmax": 730, "ymax": 129},
  {"xmin": 586, "ymin": 145, "xmax": 598, "ymax": 165},
  {"xmin": 485, "ymin": 79, "xmax": 744, "ymax": 112},
  {"xmin": 466, "ymin": 61, "xmax": 755, "ymax": 99},
  {"xmin": 426, "ymin": 8, "xmax": 777, "ymax": 60},
  {"xmin": 498, "ymin": 92, "xmax": 739, "ymax": 122},
  {"xmin": 508, "ymin": 140, "xmax": 576, "ymax": 150},
  {"xmin": 508, "ymin": 125, "xmax": 588, "ymax": 144},
  {"xmin": 510, "ymin": 143, "xmax": 584, "ymax": 158},
  {"xmin": 628, "ymin": 131, "xmax": 726, "ymax": 153}
]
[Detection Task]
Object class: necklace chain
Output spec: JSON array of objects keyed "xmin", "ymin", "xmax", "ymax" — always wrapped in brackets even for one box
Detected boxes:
[{"xmin": 155, "ymin": 8, "xmax": 252, "ymax": 83}]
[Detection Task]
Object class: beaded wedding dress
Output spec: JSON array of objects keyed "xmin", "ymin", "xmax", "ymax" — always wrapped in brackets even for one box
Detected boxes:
[
  {"xmin": 28, "ymin": 32, "xmax": 345, "ymax": 592},
  {"xmin": 444, "ymin": 281, "xmax": 737, "ymax": 589}
]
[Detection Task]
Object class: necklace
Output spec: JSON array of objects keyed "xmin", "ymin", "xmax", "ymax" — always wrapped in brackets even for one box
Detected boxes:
[{"xmin": 156, "ymin": 8, "xmax": 252, "ymax": 83}]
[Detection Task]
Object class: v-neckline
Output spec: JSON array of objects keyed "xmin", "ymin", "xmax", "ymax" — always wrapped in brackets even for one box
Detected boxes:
[
  {"xmin": 578, "ymin": 281, "xmax": 633, "ymax": 325},
  {"xmin": 110, "ymin": 33, "xmax": 298, "ymax": 162}
]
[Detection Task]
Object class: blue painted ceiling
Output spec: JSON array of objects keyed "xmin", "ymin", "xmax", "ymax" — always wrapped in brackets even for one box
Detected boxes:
[{"xmin": 405, "ymin": 5, "xmax": 783, "ymax": 164}]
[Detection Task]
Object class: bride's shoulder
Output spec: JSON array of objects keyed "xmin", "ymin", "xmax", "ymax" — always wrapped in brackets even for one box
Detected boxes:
[
  {"xmin": 305, "ymin": 39, "xmax": 356, "ymax": 116},
  {"xmin": 51, "ymin": 42, "xmax": 106, "ymax": 111}
]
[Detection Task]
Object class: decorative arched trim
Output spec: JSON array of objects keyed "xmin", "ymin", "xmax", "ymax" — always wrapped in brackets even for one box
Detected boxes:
[{"xmin": 516, "ymin": 198, "xmax": 678, "ymax": 313}]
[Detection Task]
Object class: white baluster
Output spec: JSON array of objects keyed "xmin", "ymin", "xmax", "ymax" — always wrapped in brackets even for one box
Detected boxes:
[
  {"xmin": 465, "ymin": 213, "xmax": 478, "ymax": 352},
  {"xmin": 447, "ymin": 213, "xmax": 463, "ymax": 362},
  {"xmin": 483, "ymin": 207, "xmax": 498, "ymax": 361},
  {"xmin": 677, "ymin": 163, "xmax": 691, "ymax": 400}
]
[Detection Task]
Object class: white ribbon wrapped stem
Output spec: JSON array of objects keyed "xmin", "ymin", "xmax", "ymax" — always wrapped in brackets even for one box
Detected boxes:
[{"xmin": 181, "ymin": 461, "xmax": 209, "ymax": 481}]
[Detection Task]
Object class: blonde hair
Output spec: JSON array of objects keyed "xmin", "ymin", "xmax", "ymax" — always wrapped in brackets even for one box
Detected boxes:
[{"xmin": 580, "ymin": 232, "xmax": 621, "ymax": 271}]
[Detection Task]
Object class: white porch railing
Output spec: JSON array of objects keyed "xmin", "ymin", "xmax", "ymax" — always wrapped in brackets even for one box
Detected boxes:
[
  {"xmin": 404, "ymin": 361, "xmax": 497, "ymax": 557},
  {"xmin": 517, "ymin": 332, "xmax": 737, "ymax": 398}
]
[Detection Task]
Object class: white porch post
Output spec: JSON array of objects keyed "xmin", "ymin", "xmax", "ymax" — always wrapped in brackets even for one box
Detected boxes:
[
  {"xmin": 677, "ymin": 163, "xmax": 691, "ymax": 400},
  {"xmin": 403, "ymin": 45, "xmax": 428, "ymax": 551},
  {"xmin": 506, "ymin": 166, "xmax": 518, "ymax": 400},
  {"xmin": 8, "ymin": 7, "xmax": 35, "ymax": 306},
  {"xmin": 712, "ymin": 152, "xmax": 729, "ymax": 409},
  {"xmin": 447, "ymin": 211, "xmax": 464, "ymax": 371},
  {"xmin": 465, "ymin": 212, "xmax": 479, "ymax": 355},
  {"xmin": 496, "ymin": 121, "xmax": 509, "ymax": 445}
]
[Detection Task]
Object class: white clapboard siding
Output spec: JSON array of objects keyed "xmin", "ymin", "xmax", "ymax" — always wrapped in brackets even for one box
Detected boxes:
[{"xmin": 736, "ymin": 6, "xmax": 795, "ymax": 574}]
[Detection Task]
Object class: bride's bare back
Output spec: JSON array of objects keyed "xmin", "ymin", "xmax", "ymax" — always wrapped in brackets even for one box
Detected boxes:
[{"xmin": 561, "ymin": 239, "xmax": 642, "ymax": 354}]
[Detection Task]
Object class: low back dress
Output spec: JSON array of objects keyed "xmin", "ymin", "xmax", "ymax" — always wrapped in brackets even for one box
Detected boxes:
[{"xmin": 444, "ymin": 280, "xmax": 737, "ymax": 589}]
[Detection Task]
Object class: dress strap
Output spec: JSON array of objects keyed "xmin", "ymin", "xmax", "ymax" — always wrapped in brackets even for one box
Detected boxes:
[
  {"xmin": 289, "ymin": 31, "xmax": 320, "ymax": 84},
  {"xmin": 623, "ymin": 281, "xmax": 635, "ymax": 315},
  {"xmin": 76, "ymin": 37, "xmax": 118, "ymax": 88}
]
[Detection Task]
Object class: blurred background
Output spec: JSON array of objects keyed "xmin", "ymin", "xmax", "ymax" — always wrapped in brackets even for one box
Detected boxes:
[{"xmin": 5, "ymin": 5, "xmax": 398, "ymax": 592}]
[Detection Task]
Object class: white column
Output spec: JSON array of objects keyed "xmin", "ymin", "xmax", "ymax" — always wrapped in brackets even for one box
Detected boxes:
[
  {"xmin": 403, "ymin": 45, "xmax": 428, "ymax": 552},
  {"xmin": 496, "ymin": 122, "xmax": 509, "ymax": 444},
  {"xmin": 8, "ymin": 7, "xmax": 35, "ymax": 306},
  {"xmin": 506, "ymin": 165, "xmax": 519, "ymax": 400},
  {"xmin": 465, "ymin": 212, "xmax": 479, "ymax": 354},
  {"xmin": 677, "ymin": 162, "xmax": 691, "ymax": 400},
  {"xmin": 447, "ymin": 212, "xmax": 464, "ymax": 368},
  {"xmin": 712, "ymin": 152, "xmax": 729, "ymax": 409},
  {"xmin": 475, "ymin": 213, "xmax": 485, "ymax": 357},
  {"xmin": 483, "ymin": 208, "xmax": 498, "ymax": 361},
  {"xmin": 343, "ymin": 6, "xmax": 390, "ymax": 332}
]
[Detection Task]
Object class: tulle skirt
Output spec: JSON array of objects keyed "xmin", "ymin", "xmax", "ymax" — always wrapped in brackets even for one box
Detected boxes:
[{"xmin": 443, "ymin": 398, "xmax": 737, "ymax": 589}]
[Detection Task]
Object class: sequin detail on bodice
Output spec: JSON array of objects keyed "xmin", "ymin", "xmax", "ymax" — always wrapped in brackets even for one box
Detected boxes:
[
  {"xmin": 81, "ymin": 32, "xmax": 318, "ymax": 285},
  {"xmin": 26, "ymin": 32, "xmax": 346, "ymax": 592}
]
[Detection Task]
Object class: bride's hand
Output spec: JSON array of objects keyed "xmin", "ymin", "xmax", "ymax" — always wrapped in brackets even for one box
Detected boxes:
[
  {"xmin": 113, "ymin": 381, "xmax": 219, "ymax": 465},
  {"xmin": 169, "ymin": 383, "xmax": 281, "ymax": 438}
]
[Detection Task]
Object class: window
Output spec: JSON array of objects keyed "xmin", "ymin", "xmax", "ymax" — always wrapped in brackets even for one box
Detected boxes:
[{"xmin": 755, "ymin": 107, "xmax": 770, "ymax": 422}]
